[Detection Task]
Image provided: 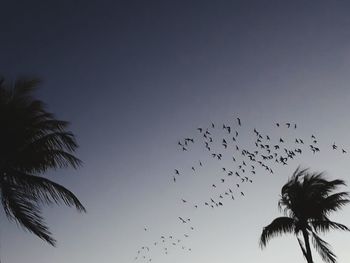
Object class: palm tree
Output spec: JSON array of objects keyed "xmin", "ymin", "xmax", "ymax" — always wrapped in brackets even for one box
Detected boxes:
[
  {"xmin": 0, "ymin": 77, "xmax": 86, "ymax": 246},
  {"xmin": 260, "ymin": 167, "xmax": 349, "ymax": 263}
]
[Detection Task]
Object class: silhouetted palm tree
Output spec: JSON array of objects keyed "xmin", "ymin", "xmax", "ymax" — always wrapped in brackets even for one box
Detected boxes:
[
  {"xmin": 260, "ymin": 167, "xmax": 349, "ymax": 263},
  {"xmin": 0, "ymin": 77, "xmax": 86, "ymax": 246}
]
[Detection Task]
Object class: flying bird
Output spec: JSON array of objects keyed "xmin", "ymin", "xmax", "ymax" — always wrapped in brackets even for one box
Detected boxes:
[
  {"xmin": 179, "ymin": 217, "xmax": 186, "ymax": 223},
  {"xmin": 332, "ymin": 143, "xmax": 337, "ymax": 150}
]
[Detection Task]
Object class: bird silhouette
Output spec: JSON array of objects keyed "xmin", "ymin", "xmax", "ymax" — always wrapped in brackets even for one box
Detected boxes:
[
  {"xmin": 332, "ymin": 143, "xmax": 337, "ymax": 150},
  {"xmin": 179, "ymin": 217, "xmax": 186, "ymax": 223}
]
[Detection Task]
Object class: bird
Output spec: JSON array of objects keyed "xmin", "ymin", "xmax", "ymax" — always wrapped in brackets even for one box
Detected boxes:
[
  {"xmin": 237, "ymin": 118, "xmax": 241, "ymax": 126},
  {"xmin": 179, "ymin": 217, "xmax": 186, "ymax": 223}
]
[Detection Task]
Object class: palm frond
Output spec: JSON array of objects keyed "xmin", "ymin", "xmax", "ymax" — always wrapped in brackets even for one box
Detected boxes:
[
  {"xmin": 260, "ymin": 217, "xmax": 295, "ymax": 248},
  {"xmin": 16, "ymin": 149, "xmax": 82, "ymax": 173},
  {"xmin": 307, "ymin": 176, "xmax": 346, "ymax": 198},
  {"xmin": 13, "ymin": 77, "xmax": 41, "ymax": 98},
  {"xmin": 9, "ymin": 170, "xmax": 86, "ymax": 212},
  {"xmin": 27, "ymin": 131, "xmax": 78, "ymax": 152},
  {"xmin": 311, "ymin": 232, "xmax": 336, "ymax": 263},
  {"xmin": 320, "ymin": 192, "xmax": 350, "ymax": 215},
  {"xmin": 1, "ymin": 183, "xmax": 56, "ymax": 246},
  {"xmin": 297, "ymin": 236, "xmax": 308, "ymax": 260},
  {"xmin": 311, "ymin": 219, "xmax": 349, "ymax": 233}
]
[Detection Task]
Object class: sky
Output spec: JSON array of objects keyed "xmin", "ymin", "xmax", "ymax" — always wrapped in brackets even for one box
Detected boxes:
[{"xmin": 1, "ymin": 1, "xmax": 350, "ymax": 262}]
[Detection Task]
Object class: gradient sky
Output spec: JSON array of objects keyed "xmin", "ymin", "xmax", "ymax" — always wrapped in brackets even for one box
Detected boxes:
[{"xmin": 2, "ymin": 1, "xmax": 350, "ymax": 262}]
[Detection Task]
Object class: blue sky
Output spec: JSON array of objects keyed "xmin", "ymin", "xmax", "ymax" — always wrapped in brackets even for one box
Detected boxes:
[{"xmin": 1, "ymin": 1, "xmax": 350, "ymax": 262}]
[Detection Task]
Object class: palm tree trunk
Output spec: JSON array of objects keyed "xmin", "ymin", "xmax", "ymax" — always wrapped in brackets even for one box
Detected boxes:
[{"xmin": 302, "ymin": 229, "xmax": 313, "ymax": 263}]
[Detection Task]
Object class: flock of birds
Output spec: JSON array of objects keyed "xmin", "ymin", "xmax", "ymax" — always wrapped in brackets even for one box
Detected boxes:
[{"xmin": 134, "ymin": 117, "xmax": 348, "ymax": 262}]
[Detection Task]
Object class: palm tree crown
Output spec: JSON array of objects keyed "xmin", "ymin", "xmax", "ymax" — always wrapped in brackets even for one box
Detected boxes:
[
  {"xmin": 260, "ymin": 167, "xmax": 349, "ymax": 263},
  {"xmin": 0, "ymin": 77, "xmax": 85, "ymax": 246}
]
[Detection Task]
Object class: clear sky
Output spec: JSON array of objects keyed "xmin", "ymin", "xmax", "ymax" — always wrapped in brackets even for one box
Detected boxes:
[{"xmin": 1, "ymin": 1, "xmax": 350, "ymax": 262}]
